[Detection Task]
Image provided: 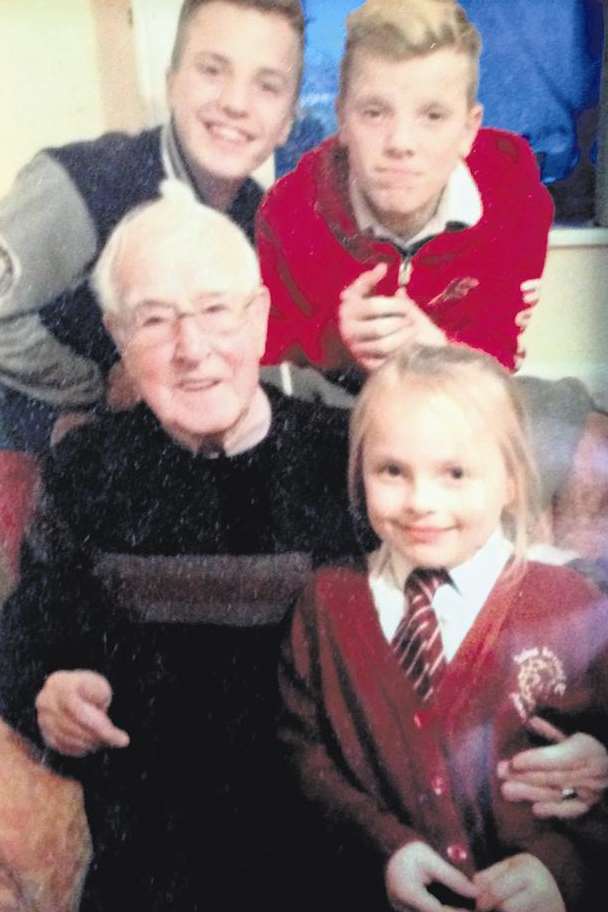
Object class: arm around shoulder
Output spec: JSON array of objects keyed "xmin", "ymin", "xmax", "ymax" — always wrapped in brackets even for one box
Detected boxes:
[{"xmin": 0, "ymin": 153, "xmax": 103, "ymax": 405}]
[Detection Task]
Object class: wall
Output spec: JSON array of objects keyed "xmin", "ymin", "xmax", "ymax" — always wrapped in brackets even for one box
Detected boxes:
[
  {"xmin": 0, "ymin": 0, "xmax": 144, "ymax": 196},
  {"xmin": 521, "ymin": 229, "xmax": 608, "ymax": 407}
]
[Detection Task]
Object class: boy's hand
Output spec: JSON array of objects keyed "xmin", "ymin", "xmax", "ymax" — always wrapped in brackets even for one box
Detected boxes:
[
  {"xmin": 474, "ymin": 853, "xmax": 565, "ymax": 912},
  {"xmin": 497, "ymin": 716, "xmax": 608, "ymax": 818},
  {"xmin": 339, "ymin": 264, "xmax": 446, "ymax": 372},
  {"xmin": 36, "ymin": 669, "xmax": 130, "ymax": 757},
  {"xmin": 386, "ymin": 841, "xmax": 477, "ymax": 912}
]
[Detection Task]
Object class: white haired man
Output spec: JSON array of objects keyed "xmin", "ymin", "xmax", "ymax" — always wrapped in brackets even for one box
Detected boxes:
[{"xmin": 0, "ymin": 184, "xmax": 359, "ymax": 912}]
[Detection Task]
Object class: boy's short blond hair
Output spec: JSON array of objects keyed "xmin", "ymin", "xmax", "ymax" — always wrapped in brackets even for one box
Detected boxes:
[
  {"xmin": 339, "ymin": 0, "xmax": 482, "ymax": 106},
  {"xmin": 349, "ymin": 344, "xmax": 541, "ymax": 569}
]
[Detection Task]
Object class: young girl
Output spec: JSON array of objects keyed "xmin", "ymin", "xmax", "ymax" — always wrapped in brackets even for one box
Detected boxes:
[{"xmin": 280, "ymin": 344, "xmax": 608, "ymax": 912}]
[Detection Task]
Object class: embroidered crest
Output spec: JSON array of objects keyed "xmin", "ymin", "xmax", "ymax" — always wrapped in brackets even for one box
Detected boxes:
[
  {"xmin": 0, "ymin": 237, "xmax": 20, "ymax": 298},
  {"xmin": 510, "ymin": 646, "xmax": 567, "ymax": 721}
]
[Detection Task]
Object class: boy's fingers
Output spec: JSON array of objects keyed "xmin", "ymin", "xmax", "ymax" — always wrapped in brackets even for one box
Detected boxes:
[
  {"xmin": 341, "ymin": 263, "xmax": 388, "ymax": 299},
  {"xmin": 347, "ymin": 315, "xmax": 410, "ymax": 342},
  {"xmin": 525, "ymin": 715, "xmax": 566, "ymax": 743}
]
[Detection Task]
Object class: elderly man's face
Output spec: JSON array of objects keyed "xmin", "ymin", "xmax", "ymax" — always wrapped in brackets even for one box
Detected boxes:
[{"xmin": 110, "ymin": 232, "xmax": 269, "ymax": 450}]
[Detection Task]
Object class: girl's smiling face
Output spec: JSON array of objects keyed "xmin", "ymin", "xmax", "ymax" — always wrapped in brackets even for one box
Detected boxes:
[{"xmin": 362, "ymin": 384, "xmax": 514, "ymax": 569}]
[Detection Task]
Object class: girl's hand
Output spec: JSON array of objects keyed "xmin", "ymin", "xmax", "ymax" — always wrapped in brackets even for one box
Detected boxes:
[
  {"xmin": 386, "ymin": 841, "xmax": 477, "ymax": 912},
  {"xmin": 497, "ymin": 716, "xmax": 608, "ymax": 819},
  {"xmin": 474, "ymin": 853, "xmax": 565, "ymax": 912}
]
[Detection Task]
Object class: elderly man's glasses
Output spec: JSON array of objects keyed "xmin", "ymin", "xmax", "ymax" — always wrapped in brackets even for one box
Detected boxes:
[{"xmin": 129, "ymin": 295, "xmax": 254, "ymax": 344}]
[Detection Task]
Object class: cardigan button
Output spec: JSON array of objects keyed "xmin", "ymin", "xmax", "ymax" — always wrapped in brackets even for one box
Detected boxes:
[
  {"xmin": 446, "ymin": 844, "xmax": 468, "ymax": 864},
  {"xmin": 431, "ymin": 775, "xmax": 445, "ymax": 797}
]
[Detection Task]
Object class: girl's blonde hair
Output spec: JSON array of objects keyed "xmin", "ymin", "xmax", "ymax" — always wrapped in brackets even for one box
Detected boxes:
[
  {"xmin": 349, "ymin": 345, "xmax": 541, "ymax": 569},
  {"xmin": 339, "ymin": 0, "xmax": 481, "ymax": 106}
]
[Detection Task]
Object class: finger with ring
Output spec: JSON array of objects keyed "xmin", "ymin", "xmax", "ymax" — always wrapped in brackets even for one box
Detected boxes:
[{"xmin": 560, "ymin": 786, "xmax": 578, "ymax": 801}]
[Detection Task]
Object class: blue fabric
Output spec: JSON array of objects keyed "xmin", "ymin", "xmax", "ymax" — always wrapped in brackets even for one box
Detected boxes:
[
  {"xmin": 277, "ymin": 0, "xmax": 603, "ymax": 183},
  {"xmin": 0, "ymin": 389, "xmax": 57, "ymax": 454}
]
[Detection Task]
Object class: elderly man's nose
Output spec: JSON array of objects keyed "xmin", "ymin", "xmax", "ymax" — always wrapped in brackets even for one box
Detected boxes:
[{"xmin": 174, "ymin": 317, "xmax": 211, "ymax": 361}]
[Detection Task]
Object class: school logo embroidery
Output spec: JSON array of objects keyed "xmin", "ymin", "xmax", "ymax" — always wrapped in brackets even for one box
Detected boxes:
[
  {"xmin": 510, "ymin": 646, "xmax": 566, "ymax": 721},
  {"xmin": 0, "ymin": 237, "xmax": 20, "ymax": 297}
]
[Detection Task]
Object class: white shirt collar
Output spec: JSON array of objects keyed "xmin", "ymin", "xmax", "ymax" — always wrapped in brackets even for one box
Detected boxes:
[
  {"xmin": 380, "ymin": 527, "xmax": 513, "ymax": 592},
  {"xmin": 350, "ymin": 159, "xmax": 482, "ymax": 250},
  {"xmin": 368, "ymin": 529, "xmax": 513, "ymax": 660}
]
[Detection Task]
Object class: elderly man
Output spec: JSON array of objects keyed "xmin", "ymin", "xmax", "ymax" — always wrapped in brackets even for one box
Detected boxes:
[{"xmin": 0, "ymin": 184, "xmax": 359, "ymax": 912}]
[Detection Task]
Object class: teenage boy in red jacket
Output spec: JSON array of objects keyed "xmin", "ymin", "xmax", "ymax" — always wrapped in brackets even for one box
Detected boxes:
[{"xmin": 257, "ymin": 0, "xmax": 553, "ymax": 374}]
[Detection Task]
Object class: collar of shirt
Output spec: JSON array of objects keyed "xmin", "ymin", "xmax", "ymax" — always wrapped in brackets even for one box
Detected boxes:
[
  {"xmin": 162, "ymin": 120, "xmax": 198, "ymax": 194},
  {"xmin": 349, "ymin": 159, "xmax": 482, "ymax": 252},
  {"xmin": 368, "ymin": 529, "xmax": 513, "ymax": 661},
  {"xmin": 194, "ymin": 387, "xmax": 272, "ymax": 459}
]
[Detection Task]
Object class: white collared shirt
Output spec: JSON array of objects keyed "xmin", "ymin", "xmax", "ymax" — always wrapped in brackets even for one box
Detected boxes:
[
  {"xmin": 368, "ymin": 529, "xmax": 513, "ymax": 662},
  {"xmin": 349, "ymin": 159, "xmax": 482, "ymax": 251}
]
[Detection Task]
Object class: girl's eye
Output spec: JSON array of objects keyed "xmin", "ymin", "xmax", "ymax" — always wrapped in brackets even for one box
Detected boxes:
[
  {"xmin": 447, "ymin": 465, "xmax": 465, "ymax": 480},
  {"xmin": 382, "ymin": 463, "xmax": 402, "ymax": 478}
]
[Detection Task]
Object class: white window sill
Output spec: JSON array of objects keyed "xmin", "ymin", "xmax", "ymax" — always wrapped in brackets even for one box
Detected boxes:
[{"xmin": 549, "ymin": 226, "xmax": 608, "ymax": 248}]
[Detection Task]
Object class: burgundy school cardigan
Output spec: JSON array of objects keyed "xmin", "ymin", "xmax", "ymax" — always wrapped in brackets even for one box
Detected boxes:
[{"xmin": 280, "ymin": 560, "xmax": 608, "ymax": 911}]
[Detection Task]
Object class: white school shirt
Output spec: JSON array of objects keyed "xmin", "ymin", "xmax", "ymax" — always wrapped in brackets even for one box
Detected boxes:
[{"xmin": 368, "ymin": 529, "xmax": 513, "ymax": 662}]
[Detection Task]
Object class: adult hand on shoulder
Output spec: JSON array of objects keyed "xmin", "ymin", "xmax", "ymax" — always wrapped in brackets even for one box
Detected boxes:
[
  {"xmin": 339, "ymin": 264, "xmax": 446, "ymax": 372},
  {"xmin": 497, "ymin": 716, "xmax": 608, "ymax": 819},
  {"xmin": 474, "ymin": 853, "xmax": 565, "ymax": 912},
  {"xmin": 386, "ymin": 841, "xmax": 477, "ymax": 912},
  {"xmin": 36, "ymin": 669, "xmax": 130, "ymax": 757}
]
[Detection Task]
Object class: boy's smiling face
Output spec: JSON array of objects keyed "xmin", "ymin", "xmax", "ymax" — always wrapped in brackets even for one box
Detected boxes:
[
  {"xmin": 167, "ymin": 1, "xmax": 299, "ymax": 192},
  {"xmin": 362, "ymin": 384, "xmax": 514, "ymax": 569},
  {"xmin": 338, "ymin": 46, "xmax": 482, "ymax": 239}
]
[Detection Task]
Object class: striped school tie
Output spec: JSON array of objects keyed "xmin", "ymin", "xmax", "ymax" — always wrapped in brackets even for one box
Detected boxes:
[{"xmin": 392, "ymin": 568, "xmax": 449, "ymax": 702}]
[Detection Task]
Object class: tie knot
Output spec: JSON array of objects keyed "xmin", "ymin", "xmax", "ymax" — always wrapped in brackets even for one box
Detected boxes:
[{"xmin": 405, "ymin": 567, "xmax": 449, "ymax": 602}]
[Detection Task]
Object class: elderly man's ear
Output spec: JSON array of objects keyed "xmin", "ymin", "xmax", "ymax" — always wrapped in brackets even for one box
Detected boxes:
[
  {"xmin": 252, "ymin": 285, "xmax": 271, "ymax": 359},
  {"xmin": 102, "ymin": 316, "xmax": 142, "ymax": 412}
]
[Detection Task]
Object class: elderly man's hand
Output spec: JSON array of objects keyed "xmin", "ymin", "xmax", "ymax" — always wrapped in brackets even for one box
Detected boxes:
[
  {"xmin": 36, "ymin": 670, "xmax": 130, "ymax": 757},
  {"xmin": 497, "ymin": 716, "xmax": 608, "ymax": 819},
  {"xmin": 339, "ymin": 264, "xmax": 446, "ymax": 372}
]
